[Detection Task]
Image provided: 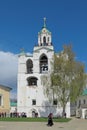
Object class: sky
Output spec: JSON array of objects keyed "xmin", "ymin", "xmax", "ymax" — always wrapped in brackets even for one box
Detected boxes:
[{"xmin": 0, "ymin": 0, "xmax": 87, "ymax": 98}]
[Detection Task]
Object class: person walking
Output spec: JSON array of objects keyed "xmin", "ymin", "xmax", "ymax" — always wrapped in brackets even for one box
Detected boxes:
[{"xmin": 47, "ymin": 113, "xmax": 54, "ymax": 126}]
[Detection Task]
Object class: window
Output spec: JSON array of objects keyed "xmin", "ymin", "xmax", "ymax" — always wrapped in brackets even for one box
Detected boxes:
[
  {"xmin": 48, "ymin": 37, "xmax": 49, "ymax": 42},
  {"xmin": 43, "ymin": 36, "xmax": 46, "ymax": 43},
  {"xmin": 40, "ymin": 37, "xmax": 41, "ymax": 42},
  {"xmin": 0, "ymin": 95, "xmax": 2, "ymax": 106},
  {"xmin": 40, "ymin": 54, "xmax": 48, "ymax": 73},
  {"xmin": 75, "ymin": 101, "xmax": 77, "ymax": 106},
  {"xmin": 83, "ymin": 99, "xmax": 86, "ymax": 104},
  {"xmin": 26, "ymin": 59, "xmax": 33, "ymax": 74},
  {"xmin": 78, "ymin": 100, "xmax": 81, "ymax": 107},
  {"xmin": 27, "ymin": 77, "xmax": 38, "ymax": 86},
  {"xmin": 32, "ymin": 99, "xmax": 36, "ymax": 105},
  {"xmin": 53, "ymin": 99, "xmax": 57, "ymax": 105}
]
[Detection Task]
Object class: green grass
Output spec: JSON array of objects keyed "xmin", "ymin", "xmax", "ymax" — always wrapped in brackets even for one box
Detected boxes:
[
  {"xmin": 0, "ymin": 117, "xmax": 71, "ymax": 122},
  {"xmin": 53, "ymin": 118, "xmax": 71, "ymax": 122}
]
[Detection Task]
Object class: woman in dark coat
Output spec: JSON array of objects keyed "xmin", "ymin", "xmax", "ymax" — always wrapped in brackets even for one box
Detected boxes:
[{"xmin": 47, "ymin": 113, "xmax": 54, "ymax": 126}]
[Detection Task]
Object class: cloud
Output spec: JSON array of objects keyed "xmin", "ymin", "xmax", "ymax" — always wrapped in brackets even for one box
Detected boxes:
[{"xmin": 0, "ymin": 51, "xmax": 18, "ymax": 98}]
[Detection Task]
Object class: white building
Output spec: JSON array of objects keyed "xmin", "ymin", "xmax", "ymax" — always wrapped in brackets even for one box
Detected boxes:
[
  {"xmin": 75, "ymin": 89, "xmax": 87, "ymax": 119},
  {"xmin": 17, "ymin": 19, "xmax": 70, "ymax": 117}
]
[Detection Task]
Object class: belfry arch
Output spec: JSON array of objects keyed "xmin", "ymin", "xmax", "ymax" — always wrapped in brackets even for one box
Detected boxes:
[{"xmin": 39, "ymin": 54, "xmax": 48, "ymax": 73}]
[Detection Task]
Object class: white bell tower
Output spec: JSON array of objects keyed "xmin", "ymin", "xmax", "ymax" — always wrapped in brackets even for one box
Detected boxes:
[{"xmin": 17, "ymin": 18, "xmax": 71, "ymax": 118}]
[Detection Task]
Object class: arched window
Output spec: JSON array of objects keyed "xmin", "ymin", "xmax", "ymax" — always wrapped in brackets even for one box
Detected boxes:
[
  {"xmin": 40, "ymin": 37, "xmax": 41, "ymax": 42},
  {"xmin": 26, "ymin": 59, "xmax": 33, "ymax": 74},
  {"xmin": 83, "ymin": 99, "xmax": 86, "ymax": 104},
  {"xmin": 39, "ymin": 54, "xmax": 48, "ymax": 73},
  {"xmin": 0, "ymin": 95, "xmax": 3, "ymax": 106},
  {"xmin": 48, "ymin": 37, "xmax": 49, "ymax": 42},
  {"xmin": 43, "ymin": 36, "xmax": 46, "ymax": 43},
  {"xmin": 27, "ymin": 77, "xmax": 38, "ymax": 86},
  {"xmin": 78, "ymin": 100, "xmax": 81, "ymax": 108}
]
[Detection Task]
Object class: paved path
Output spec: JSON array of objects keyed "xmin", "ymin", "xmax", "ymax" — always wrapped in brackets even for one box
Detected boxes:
[{"xmin": 0, "ymin": 118, "xmax": 87, "ymax": 130}]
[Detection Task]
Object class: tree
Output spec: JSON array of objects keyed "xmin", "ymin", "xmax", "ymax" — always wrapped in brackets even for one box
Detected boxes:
[{"xmin": 42, "ymin": 45, "xmax": 87, "ymax": 117}]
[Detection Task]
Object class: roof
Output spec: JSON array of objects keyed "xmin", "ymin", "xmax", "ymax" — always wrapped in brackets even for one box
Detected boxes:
[
  {"xmin": 0, "ymin": 84, "xmax": 12, "ymax": 91},
  {"xmin": 34, "ymin": 46, "xmax": 54, "ymax": 53},
  {"xmin": 18, "ymin": 51, "xmax": 26, "ymax": 57},
  {"xmin": 10, "ymin": 102, "xmax": 17, "ymax": 107},
  {"xmin": 38, "ymin": 18, "xmax": 51, "ymax": 35},
  {"xmin": 82, "ymin": 89, "xmax": 87, "ymax": 96},
  {"xmin": 38, "ymin": 27, "xmax": 51, "ymax": 35}
]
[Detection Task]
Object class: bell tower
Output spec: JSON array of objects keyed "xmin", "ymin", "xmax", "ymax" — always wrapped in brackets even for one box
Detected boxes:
[{"xmin": 38, "ymin": 18, "xmax": 52, "ymax": 46}]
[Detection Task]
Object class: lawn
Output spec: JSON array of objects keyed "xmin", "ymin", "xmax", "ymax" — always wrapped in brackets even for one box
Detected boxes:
[{"xmin": 0, "ymin": 117, "xmax": 71, "ymax": 122}]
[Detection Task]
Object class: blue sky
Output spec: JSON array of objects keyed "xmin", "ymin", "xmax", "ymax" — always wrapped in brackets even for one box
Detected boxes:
[{"xmin": 0, "ymin": 0, "xmax": 87, "ymax": 97}]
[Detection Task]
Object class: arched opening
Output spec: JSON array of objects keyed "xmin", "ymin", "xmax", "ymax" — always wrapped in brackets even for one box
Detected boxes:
[
  {"xmin": 26, "ymin": 59, "xmax": 33, "ymax": 74},
  {"xmin": 43, "ymin": 36, "xmax": 46, "ymax": 43},
  {"xmin": 27, "ymin": 77, "xmax": 38, "ymax": 86},
  {"xmin": 48, "ymin": 37, "xmax": 49, "ymax": 42},
  {"xmin": 39, "ymin": 54, "xmax": 48, "ymax": 73},
  {"xmin": 31, "ymin": 109, "xmax": 38, "ymax": 117}
]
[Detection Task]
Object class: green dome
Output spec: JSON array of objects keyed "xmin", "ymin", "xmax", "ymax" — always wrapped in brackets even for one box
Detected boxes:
[
  {"xmin": 38, "ymin": 27, "xmax": 51, "ymax": 35},
  {"xmin": 38, "ymin": 18, "xmax": 51, "ymax": 35}
]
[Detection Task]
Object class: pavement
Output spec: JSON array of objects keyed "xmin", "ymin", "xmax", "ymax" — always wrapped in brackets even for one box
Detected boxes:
[{"xmin": 0, "ymin": 117, "xmax": 87, "ymax": 130}]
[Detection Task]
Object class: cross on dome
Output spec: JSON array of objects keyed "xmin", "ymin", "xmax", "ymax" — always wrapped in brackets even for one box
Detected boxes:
[{"xmin": 43, "ymin": 17, "xmax": 46, "ymax": 28}]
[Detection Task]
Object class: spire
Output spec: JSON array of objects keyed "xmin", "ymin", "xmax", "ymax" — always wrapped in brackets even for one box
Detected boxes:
[
  {"xmin": 19, "ymin": 48, "xmax": 26, "ymax": 56},
  {"xmin": 43, "ymin": 17, "xmax": 46, "ymax": 28}
]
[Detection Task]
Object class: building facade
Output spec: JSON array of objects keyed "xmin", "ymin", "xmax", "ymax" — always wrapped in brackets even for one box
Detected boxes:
[
  {"xmin": 0, "ymin": 85, "xmax": 11, "ymax": 114},
  {"xmin": 76, "ymin": 89, "xmax": 87, "ymax": 119},
  {"xmin": 17, "ymin": 20, "xmax": 70, "ymax": 117}
]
